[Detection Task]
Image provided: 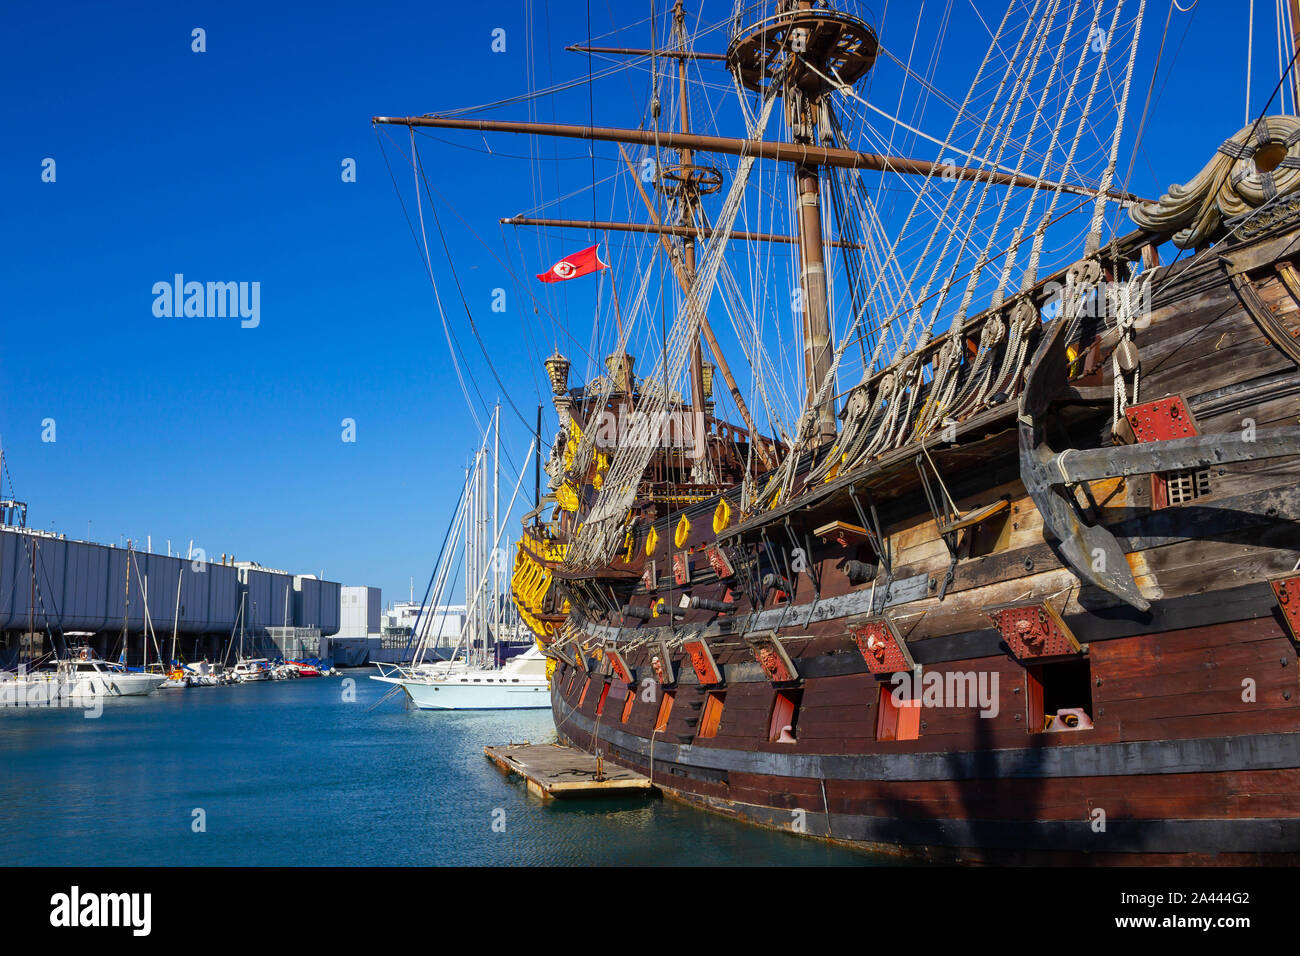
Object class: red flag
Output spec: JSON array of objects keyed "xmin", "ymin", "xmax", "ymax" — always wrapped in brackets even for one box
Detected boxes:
[{"xmin": 536, "ymin": 245, "xmax": 608, "ymax": 283}]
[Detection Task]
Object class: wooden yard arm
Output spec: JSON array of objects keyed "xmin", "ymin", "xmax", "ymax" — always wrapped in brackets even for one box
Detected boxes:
[{"xmin": 1050, "ymin": 428, "xmax": 1300, "ymax": 484}]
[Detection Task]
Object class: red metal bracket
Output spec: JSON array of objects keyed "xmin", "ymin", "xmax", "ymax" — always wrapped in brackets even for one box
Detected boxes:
[
  {"xmin": 648, "ymin": 639, "xmax": 676, "ymax": 686},
  {"xmin": 672, "ymin": 553, "xmax": 691, "ymax": 585},
  {"xmin": 603, "ymin": 645, "xmax": 633, "ymax": 684},
  {"xmin": 1270, "ymin": 573, "xmax": 1300, "ymax": 643},
  {"xmin": 1124, "ymin": 395, "xmax": 1199, "ymax": 443},
  {"xmin": 988, "ymin": 602, "xmax": 1084, "ymax": 661},
  {"xmin": 745, "ymin": 631, "xmax": 799, "ymax": 683},
  {"xmin": 814, "ymin": 520, "xmax": 873, "ymax": 548},
  {"xmin": 705, "ymin": 544, "xmax": 735, "ymax": 579},
  {"xmin": 681, "ymin": 636, "xmax": 723, "ymax": 686},
  {"xmin": 848, "ymin": 617, "xmax": 915, "ymax": 674}
]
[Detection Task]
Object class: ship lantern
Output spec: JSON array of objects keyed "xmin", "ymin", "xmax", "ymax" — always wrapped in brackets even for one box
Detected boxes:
[
  {"xmin": 701, "ymin": 361, "xmax": 715, "ymax": 414},
  {"xmin": 544, "ymin": 352, "xmax": 571, "ymax": 396}
]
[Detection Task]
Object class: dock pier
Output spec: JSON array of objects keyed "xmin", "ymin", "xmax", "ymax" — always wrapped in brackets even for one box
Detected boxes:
[{"xmin": 484, "ymin": 742, "xmax": 655, "ymax": 799}]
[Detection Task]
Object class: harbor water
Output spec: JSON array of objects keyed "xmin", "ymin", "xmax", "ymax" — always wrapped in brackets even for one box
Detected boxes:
[{"xmin": 0, "ymin": 671, "xmax": 876, "ymax": 866}]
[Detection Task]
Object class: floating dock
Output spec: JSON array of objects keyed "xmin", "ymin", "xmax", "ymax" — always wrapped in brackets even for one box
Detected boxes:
[{"xmin": 484, "ymin": 742, "xmax": 655, "ymax": 799}]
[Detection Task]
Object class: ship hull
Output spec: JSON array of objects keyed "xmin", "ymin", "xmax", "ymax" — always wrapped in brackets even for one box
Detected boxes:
[{"xmin": 551, "ymin": 602, "xmax": 1300, "ymax": 863}]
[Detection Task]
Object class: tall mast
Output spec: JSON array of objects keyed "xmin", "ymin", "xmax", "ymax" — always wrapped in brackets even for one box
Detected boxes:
[
  {"xmin": 791, "ymin": 5, "xmax": 834, "ymax": 446},
  {"xmin": 728, "ymin": 0, "xmax": 879, "ymax": 446},
  {"xmin": 1292, "ymin": 0, "xmax": 1300, "ymax": 113},
  {"xmin": 142, "ymin": 572, "xmax": 148, "ymax": 670},
  {"xmin": 672, "ymin": 0, "xmax": 707, "ymax": 422},
  {"xmin": 477, "ymin": 449, "xmax": 486, "ymax": 666},
  {"xmin": 29, "ymin": 539, "xmax": 36, "ymax": 664},
  {"xmin": 481, "ymin": 444, "xmax": 488, "ymax": 665},
  {"xmin": 122, "ymin": 540, "xmax": 131, "ymax": 664}
]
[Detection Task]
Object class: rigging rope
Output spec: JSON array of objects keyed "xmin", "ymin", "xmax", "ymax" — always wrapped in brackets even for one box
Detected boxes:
[{"xmin": 566, "ymin": 71, "xmax": 784, "ymax": 568}]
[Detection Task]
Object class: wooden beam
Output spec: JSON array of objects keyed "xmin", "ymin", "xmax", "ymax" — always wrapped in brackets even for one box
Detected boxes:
[
  {"xmin": 1051, "ymin": 428, "xmax": 1300, "ymax": 484},
  {"xmin": 372, "ymin": 115, "xmax": 1148, "ymax": 203},
  {"xmin": 566, "ymin": 44, "xmax": 727, "ymax": 61},
  {"xmin": 501, "ymin": 215, "xmax": 870, "ymax": 250}
]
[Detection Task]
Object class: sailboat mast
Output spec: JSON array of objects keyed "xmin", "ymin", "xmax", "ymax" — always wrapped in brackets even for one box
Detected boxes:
[
  {"xmin": 122, "ymin": 540, "xmax": 131, "ymax": 664},
  {"xmin": 463, "ymin": 460, "xmax": 471, "ymax": 665},
  {"xmin": 171, "ymin": 567, "xmax": 183, "ymax": 664},
  {"xmin": 478, "ymin": 448, "xmax": 486, "ymax": 666},
  {"xmin": 492, "ymin": 404, "xmax": 500, "ymax": 667},
  {"xmin": 143, "ymin": 572, "xmax": 149, "ymax": 670},
  {"xmin": 28, "ymin": 540, "xmax": 35, "ymax": 664}
]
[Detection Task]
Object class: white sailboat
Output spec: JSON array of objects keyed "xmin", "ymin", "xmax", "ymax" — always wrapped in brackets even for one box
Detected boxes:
[
  {"xmin": 225, "ymin": 593, "xmax": 271, "ymax": 682},
  {"xmin": 157, "ymin": 565, "xmax": 188, "ymax": 688},
  {"xmin": 373, "ymin": 407, "xmax": 549, "ymax": 710}
]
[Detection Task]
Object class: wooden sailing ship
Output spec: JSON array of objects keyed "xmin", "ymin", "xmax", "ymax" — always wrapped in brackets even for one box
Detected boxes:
[{"xmin": 379, "ymin": 0, "xmax": 1300, "ymax": 862}]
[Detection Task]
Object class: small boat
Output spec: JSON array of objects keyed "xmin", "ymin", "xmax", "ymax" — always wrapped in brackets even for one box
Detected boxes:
[
  {"xmin": 146, "ymin": 662, "xmax": 188, "ymax": 689},
  {"xmin": 2, "ymin": 647, "xmax": 166, "ymax": 702},
  {"xmin": 232, "ymin": 658, "xmax": 271, "ymax": 682},
  {"xmin": 182, "ymin": 661, "xmax": 220, "ymax": 687}
]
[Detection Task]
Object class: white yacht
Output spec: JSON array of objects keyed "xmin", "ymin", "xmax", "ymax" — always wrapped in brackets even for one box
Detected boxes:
[
  {"xmin": 370, "ymin": 408, "xmax": 553, "ymax": 711},
  {"xmin": 1, "ymin": 649, "xmax": 166, "ymax": 704},
  {"xmin": 372, "ymin": 644, "xmax": 549, "ymax": 710}
]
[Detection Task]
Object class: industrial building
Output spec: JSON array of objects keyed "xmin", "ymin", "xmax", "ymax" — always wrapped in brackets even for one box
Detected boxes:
[
  {"xmin": 321, "ymin": 585, "xmax": 382, "ymax": 666},
  {"xmin": 0, "ymin": 527, "xmax": 343, "ymax": 667},
  {"xmin": 382, "ymin": 601, "xmax": 464, "ymax": 645},
  {"xmin": 338, "ymin": 585, "xmax": 382, "ymax": 638},
  {"xmin": 319, "ymin": 594, "xmax": 467, "ymax": 667}
]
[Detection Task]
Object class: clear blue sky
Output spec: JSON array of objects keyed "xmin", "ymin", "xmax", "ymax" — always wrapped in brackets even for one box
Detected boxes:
[{"xmin": 0, "ymin": 0, "xmax": 1276, "ymax": 604}]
